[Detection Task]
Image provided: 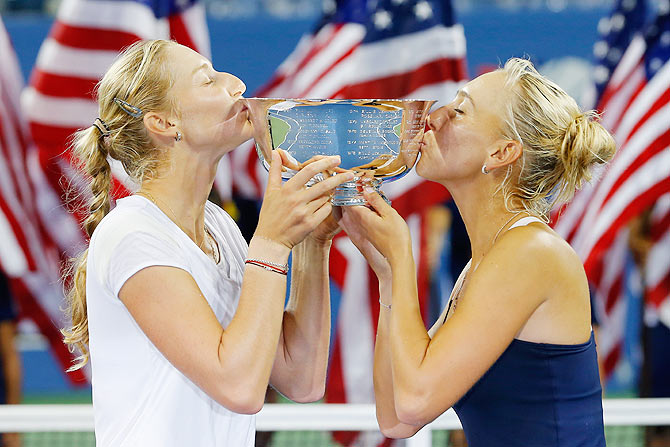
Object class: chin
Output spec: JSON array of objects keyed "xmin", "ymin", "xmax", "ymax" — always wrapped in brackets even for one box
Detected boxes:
[
  {"xmin": 229, "ymin": 121, "xmax": 254, "ymax": 146},
  {"xmin": 416, "ymin": 158, "xmax": 448, "ymax": 184},
  {"xmin": 415, "ymin": 157, "xmax": 433, "ymax": 180}
]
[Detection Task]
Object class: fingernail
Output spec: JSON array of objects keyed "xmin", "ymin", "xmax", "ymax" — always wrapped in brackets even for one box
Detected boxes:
[
  {"xmin": 332, "ymin": 155, "xmax": 341, "ymax": 162},
  {"xmin": 363, "ymin": 186, "xmax": 375, "ymax": 194}
]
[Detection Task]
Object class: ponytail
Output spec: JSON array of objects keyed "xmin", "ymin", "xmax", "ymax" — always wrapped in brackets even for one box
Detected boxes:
[
  {"xmin": 61, "ymin": 39, "xmax": 176, "ymax": 370},
  {"xmin": 62, "ymin": 125, "xmax": 113, "ymax": 371}
]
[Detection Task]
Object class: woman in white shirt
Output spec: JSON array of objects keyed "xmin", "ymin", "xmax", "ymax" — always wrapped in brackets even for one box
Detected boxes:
[{"xmin": 62, "ymin": 39, "xmax": 354, "ymax": 446}]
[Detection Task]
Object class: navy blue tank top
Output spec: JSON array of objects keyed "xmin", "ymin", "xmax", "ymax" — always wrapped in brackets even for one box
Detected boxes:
[{"xmin": 453, "ymin": 333, "xmax": 606, "ymax": 446}]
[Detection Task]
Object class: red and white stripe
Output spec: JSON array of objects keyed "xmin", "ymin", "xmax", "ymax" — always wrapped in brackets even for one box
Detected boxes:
[
  {"xmin": 1, "ymin": 17, "xmax": 89, "ymax": 383},
  {"xmin": 19, "ymin": 0, "xmax": 210, "ymax": 383},
  {"xmin": 554, "ymin": 27, "xmax": 670, "ymax": 379},
  {"xmin": 227, "ymin": 12, "xmax": 465, "ymax": 445},
  {"xmin": 23, "ymin": 0, "xmax": 210, "ymax": 238},
  {"xmin": 553, "ymin": 35, "xmax": 646, "ymax": 242},
  {"xmin": 645, "ymin": 193, "xmax": 670, "ymax": 328},
  {"xmin": 598, "ymin": 35, "xmax": 647, "ymax": 132},
  {"xmin": 572, "ymin": 58, "xmax": 670, "ymax": 275},
  {"xmin": 589, "ymin": 230, "xmax": 630, "ymax": 376}
]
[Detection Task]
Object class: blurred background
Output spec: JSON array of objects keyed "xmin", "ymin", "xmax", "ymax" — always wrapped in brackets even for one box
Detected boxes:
[
  {"xmin": 1, "ymin": 0, "xmax": 669, "ymax": 446},
  {"xmin": 5, "ymin": 0, "xmax": 614, "ymax": 99}
]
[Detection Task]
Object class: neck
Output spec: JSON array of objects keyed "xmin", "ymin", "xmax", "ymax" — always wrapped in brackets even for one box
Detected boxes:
[
  {"xmin": 441, "ymin": 176, "xmax": 526, "ymax": 268},
  {"xmin": 138, "ymin": 150, "xmax": 218, "ymax": 243}
]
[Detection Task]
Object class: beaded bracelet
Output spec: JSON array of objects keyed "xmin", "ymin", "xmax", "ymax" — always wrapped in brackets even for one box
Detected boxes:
[{"xmin": 245, "ymin": 258, "xmax": 289, "ymax": 275}]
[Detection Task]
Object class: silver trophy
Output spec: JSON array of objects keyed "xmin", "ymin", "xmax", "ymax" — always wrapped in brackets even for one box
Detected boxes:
[{"xmin": 246, "ymin": 98, "xmax": 435, "ymax": 206}]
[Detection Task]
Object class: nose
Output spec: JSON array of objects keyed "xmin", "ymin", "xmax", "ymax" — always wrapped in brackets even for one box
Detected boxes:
[
  {"xmin": 427, "ymin": 106, "xmax": 449, "ymax": 132},
  {"xmin": 225, "ymin": 73, "xmax": 246, "ymax": 97}
]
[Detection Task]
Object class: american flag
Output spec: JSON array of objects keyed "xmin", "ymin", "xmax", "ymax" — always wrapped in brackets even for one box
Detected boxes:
[
  {"xmin": 234, "ymin": 1, "xmax": 466, "ymax": 445},
  {"xmin": 554, "ymin": 0, "xmax": 670, "ymax": 380},
  {"xmin": 0, "ymin": 17, "xmax": 82, "ymax": 381},
  {"xmin": 645, "ymin": 192, "xmax": 670, "ymax": 328},
  {"xmin": 230, "ymin": 0, "xmax": 465, "ymax": 202},
  {"xmin": 20, "ymin": 0, "xmax": 211, "ymax": 382}
]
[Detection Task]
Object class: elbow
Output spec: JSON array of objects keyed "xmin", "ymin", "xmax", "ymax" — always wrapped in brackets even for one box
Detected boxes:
[
  {"xmin": 281, "ymin": 380, "xmax": 326, "ymax": 403},
  {"xmin": 394, "ymin": 390, "xmax": 439, "ymax": 427},
  {"xmin": 377, "ymin": 412, "xmax": 421, "ymax": 439},
  {"xmin": 291, "ymin": 386, "xmax": 325, "ymax": 403},
  {"xmin": 230, "ymin": 400, "xmax": 264, "ymax": 415},
  {"xmin": 380, "ymin": 423, "xmax": 421, "ymax": 439},
  {"xmin": 212, "ymin": 385, "xmax": 266, "ymax": 415}
]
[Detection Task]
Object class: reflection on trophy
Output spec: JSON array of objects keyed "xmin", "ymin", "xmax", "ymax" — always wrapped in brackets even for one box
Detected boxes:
[{"xmin": 246, "ymin": 98, "xmax": 436, "ymax": 206}]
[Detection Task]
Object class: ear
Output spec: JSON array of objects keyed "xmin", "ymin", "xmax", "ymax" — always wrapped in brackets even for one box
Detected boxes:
[
  {"xmin": 486, "ymin": 139, "xmax": 522, "ymax": 171},
  {"xmin": 143, "ymin": 112, "xmax": 179, "ymax": 142}
]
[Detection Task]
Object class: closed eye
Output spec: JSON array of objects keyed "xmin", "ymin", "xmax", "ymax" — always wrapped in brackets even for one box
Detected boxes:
[{"xmin": 454, "ymin": 108, "xmax": 464, "ymax": 114}]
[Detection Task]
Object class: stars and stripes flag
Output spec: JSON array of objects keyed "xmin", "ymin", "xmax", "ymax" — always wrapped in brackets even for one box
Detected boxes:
[
  {"xmin": 645, "ymin": 192, "xmax": 670, "ymax": 328},
  {"xmin": 232, "ymin": 1, "xmax": 467, "ymax": 444},
  {"xmin": 20, "ymin": 0, "xmax": 211, "ymax": 382},
  {"xmin": 0, "ymin": 17, "xmax": 84, "ymax": 381},
  {"xmin": 554, "ymin": 0, "xmax": 670, "ymax": 379}
]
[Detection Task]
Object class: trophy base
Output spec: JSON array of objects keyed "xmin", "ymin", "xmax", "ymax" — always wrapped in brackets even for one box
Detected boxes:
[{"xmin": 331, "ymin": 179, "xmax": 391, "ymax": 206}]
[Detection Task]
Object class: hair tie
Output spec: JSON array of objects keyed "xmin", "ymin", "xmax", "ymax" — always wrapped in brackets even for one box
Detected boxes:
[
  {"xmin": 93, "ymin": 117, "xmax": 110, "ymax": 137},
  {"xmin": 572, "ymin": 113, "xmax": 586, "ymax": 126},
  {"xmin": 113, "ymin": 97, "xmax": 143, "ymax": 118}
]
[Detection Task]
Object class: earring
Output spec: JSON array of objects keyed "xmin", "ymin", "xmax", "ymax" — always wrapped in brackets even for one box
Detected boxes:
[
  {"xmin": 175, "ymin": 131, "xmax": 182, "ymax": 142},
  {"xmin": 482, "ymin": 164, "xmax": 489, "ymax": 175}
]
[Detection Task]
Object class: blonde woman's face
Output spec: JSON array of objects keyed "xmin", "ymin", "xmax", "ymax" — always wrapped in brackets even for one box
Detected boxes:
[
  {"xmin": 167, "ymin": 44, "xmax": 253, "ymax": 153},
  {"xmin": 416, "ymin": 70, "xmax": 509, "ymax": 182}
]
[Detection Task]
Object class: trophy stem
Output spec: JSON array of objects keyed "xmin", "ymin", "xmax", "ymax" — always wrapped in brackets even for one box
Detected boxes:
[{"xmin": 331, "ymin": 178, "xmax": 391, "ymax": 206}]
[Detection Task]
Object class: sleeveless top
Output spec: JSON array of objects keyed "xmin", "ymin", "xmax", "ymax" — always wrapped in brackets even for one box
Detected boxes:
[{"xmin": 451, "ymin": 216, "xmax": 606, "ymax": 446}]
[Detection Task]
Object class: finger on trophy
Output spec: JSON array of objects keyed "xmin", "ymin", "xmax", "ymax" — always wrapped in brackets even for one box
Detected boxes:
[
  {"xmin": 355, "ymin": 171, "xmax": 375, "ymax": 195},
  {"xmin": 301, "ymin": 156, "xmax": 332, "ymax": 180},
  {"xmin": 247, "ymin": 98, "xmax": 435, "ymax": 206},
  {"xmin": 358, "ymin": 171, "xmax": 375, "ymax": 183},
  {"xmin": 289, "ymin": 155, "xmax": 342, "ymax": 189},
  {"xmin": 299, "ymin": 155, "xmax": 350, "ymax": 178},
  {"xmin": 307, "ymin": 171, "xmax": 355, "ymax": 199},
  {"xmin": 276, "ymin": 149, "xmax": 301, "ymax": 171}
]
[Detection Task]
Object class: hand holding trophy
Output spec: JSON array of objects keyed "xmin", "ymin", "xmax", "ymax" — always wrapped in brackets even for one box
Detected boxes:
[{"xmin": 246, "ymin": 98, "xmax": 435, "ymax": 205}]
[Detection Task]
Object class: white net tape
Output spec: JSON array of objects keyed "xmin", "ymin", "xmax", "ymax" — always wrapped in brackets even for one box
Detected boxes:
[{"xmin": 1, "ymin": 399, "xmax": 669, "ymax": 447}]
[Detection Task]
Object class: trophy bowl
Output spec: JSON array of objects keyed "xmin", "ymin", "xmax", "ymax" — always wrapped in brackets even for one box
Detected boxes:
[{"xmin": 246, "ymin": 98, "xmax": 436, "ymax": 206}]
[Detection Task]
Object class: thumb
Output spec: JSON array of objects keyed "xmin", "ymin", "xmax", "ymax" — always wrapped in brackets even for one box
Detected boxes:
[
  {"xmin": 266, "ymin": 150, "xmax": 283, "ymax": 190},
  {"xmin": 362, "ymin": 186, "xmax": 390, "ymax": 217}
]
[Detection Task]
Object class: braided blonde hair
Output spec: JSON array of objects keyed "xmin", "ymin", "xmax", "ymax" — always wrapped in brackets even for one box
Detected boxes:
[
  {"xmin": 496, "ymin": 58, "xmax": 616, "ymax": 219},
  {"xmin": 62, "ymin": 39, "xmax": 177, "ymax": 370}
]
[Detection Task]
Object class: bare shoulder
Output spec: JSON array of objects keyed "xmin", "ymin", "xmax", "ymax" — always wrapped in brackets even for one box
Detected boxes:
[
  {"xmin": 494, "ymin": 221, "xmax": 585, "ymax": 281},
  {"xmin": 489, "ymin": 221, "xmax": 591, "ymax": 343}
]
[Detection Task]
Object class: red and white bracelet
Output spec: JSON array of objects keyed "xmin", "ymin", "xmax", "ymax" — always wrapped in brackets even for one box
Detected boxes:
[{"xmin": 245, "ymin": 258, "xmax": 289, "ymax": 275}]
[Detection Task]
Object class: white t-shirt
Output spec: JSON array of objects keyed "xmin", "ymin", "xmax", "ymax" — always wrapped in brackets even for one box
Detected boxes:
[{"xmin": 86, "ymin": 195, "xmax": 254, "ymax": 446}]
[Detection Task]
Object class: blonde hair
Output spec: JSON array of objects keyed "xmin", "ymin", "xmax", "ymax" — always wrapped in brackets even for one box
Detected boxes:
[
  {"xmin": 496, "ymin": 58, "xmax": 616, "ymax": 219},
  {"xmin": 62, "ymin": 39, "xmax": 177, "ymax": 370}
]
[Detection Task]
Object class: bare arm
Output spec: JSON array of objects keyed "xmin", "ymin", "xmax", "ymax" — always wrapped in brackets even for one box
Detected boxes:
[
  {"xmin": 385, "ymin": 235, "xmax": 548, "ymax": 425},
  {"xmin": 0, "ymin": 321, "xmax": 21, "ymax": 406},
  {"xmin": 344, "ymin": 191, "xmax": 569, "ymax": 430},
  {"xmin": 1, "ymin": 320, "xmax": 23, "ymax": 447},
  {"xmin": 119, "ymin": 154, "xmax": 353, "ymax": 414},
  {"xmin": 119, "ymin": 237, "xmax": 289, "ymax": 414},
  {"xmin": 373, "ymin": 277, "xmax": 425, "ymax": 438},
  {"xmin": 269, "ymin": 236, "xmax": 332, "ymax": 402},
  {"xmin": 339, "ymin": 209, "xmax": 423, "ymax": 437}
]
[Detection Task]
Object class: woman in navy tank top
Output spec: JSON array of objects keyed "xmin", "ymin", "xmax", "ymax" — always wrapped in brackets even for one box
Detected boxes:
[{"xmin": 340, "ymin": 58, "xmax": 616, "ymax": 446}]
